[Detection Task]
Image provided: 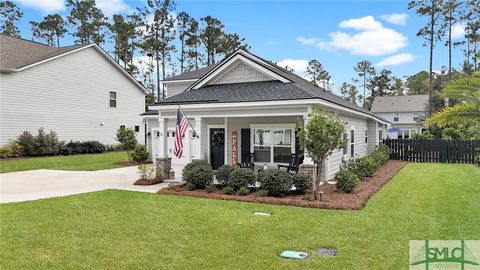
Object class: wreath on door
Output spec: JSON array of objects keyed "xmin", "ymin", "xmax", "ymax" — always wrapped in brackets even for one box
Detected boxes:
[{"xmin": 212, "ymin": 132, "xmax": 224, "ymax": 146}]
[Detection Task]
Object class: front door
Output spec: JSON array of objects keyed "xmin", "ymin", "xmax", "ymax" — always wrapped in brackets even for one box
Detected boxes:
[{"xmin": 209, "ymin": 128, "xmax": 225, "ymax": 170}]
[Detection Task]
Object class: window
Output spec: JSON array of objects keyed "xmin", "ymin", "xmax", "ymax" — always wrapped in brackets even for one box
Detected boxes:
[
  {"xmin": 155, "ymin": 131, "xmax": 160, "ymax": 138},
  {"xmin": 413, "ymin": 112, "xmax": 419, "ymax": 122},
  {"xmin": 252, "ymin": 126, "xmax": 293, "ymax": 163},
  {"xmin": 393, "ymin": 113, "xmax": 399, "ymax": 122},
  {"xmin": 404, "ymin": 130, "xmax": 410, "ymax": 139},
  {"xmin": 134, "ymin": 125, "xmax": 140, "ymax": 132},
  {"xmin": 364, "ymin": 129, "xmax": 368, "ymax": 144},
  {"xmin": 379, "ymin": 130, "xmax": 383, "ymax": 142},
  {"xmin": 343, "ymin": 132, "xmax": 348, "ymax": 155},
  {"xmin": 350, "ymin": 128, "xmax": 355, "ymax": 157},
  {"xmin": 109, "ymin": 91, "xmax": 117, "ymax": 107}
]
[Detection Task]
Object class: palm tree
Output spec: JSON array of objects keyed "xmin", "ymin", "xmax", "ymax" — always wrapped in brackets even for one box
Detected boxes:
[{"xmin": 426, "ymin": 71, "xmax": 480, "ymax": 127}]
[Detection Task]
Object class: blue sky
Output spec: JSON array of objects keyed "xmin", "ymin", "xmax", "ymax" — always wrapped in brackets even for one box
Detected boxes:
[{"xmin": 12, "ymin": 0, "xmax": 467, "ymax": 95}]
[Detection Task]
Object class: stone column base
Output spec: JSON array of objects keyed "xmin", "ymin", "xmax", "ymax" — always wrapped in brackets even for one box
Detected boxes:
[{"xmin": 155, "ymin": 157, "xmax": 172, "ymax": 181}]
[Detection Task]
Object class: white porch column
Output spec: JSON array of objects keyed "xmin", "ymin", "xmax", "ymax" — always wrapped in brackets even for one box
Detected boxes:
[
  {"xmin": 224, "ymin": 117, "xmax": 228, "ymax": 165},
  {"xmin": 194, "ymin": 117, "xmax": 203, "ymax": 159},
  {"xmin": 158, "ymin": 117, "xmax": 168, "ymax": 158},
  {"xmin": 302, "ymin": 113, "xmax": 314, "ymax": 165}
]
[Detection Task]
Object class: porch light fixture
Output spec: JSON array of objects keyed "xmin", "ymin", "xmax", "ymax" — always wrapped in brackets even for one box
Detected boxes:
[{"xmin": 100, "ymin": 122, "xmax": 104, "ymax": 126}]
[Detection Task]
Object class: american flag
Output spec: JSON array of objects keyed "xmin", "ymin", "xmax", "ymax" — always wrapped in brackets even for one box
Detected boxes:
[{"xmin": 174, "ymin": 108, "xmax": 188, "ymax": 158}]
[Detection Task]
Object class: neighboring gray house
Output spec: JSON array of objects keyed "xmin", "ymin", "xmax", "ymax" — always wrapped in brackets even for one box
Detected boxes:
[
  {"xmin": 0, "ymin": 34, "xmax": 146, "ymax": 146},
  {"xmin": 370, "ymin": 95, "xmax": 429, "ymax": 139},
  {"xmin": 143, "ymin": 50, "xmax": 388, "ymax": 181}
]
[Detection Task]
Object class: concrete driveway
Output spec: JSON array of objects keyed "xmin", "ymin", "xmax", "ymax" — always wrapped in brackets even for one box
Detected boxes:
[{"xmin": 0, "ymin": 165, "xmax": 184, "ymax": 204}]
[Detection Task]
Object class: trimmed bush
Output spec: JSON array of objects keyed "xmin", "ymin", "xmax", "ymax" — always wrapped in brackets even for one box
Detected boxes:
[
  {"xmin": 137, "ymin": 164, "xmax": 155, "ymax": 180},
  {"xmin": 182, "ymin": 160, "xmax": 214, "ymax": 189},
  {"xmin": 223, "ymin": 186, "xmax": 235, "ymax": 195},
  {"xmin": 61, "ymin": 140, "xmax": 106, "ymax": 155},
  {"xmin": 256, "ymin": 189, "xmax": 268, "ymax": 197},
  {"xmin": 215, "ymin": 164, "xmax": 234, "ymax": 186},
  {"xmin": 0, "ymin": 141, "xmax": 22, "ymax": 158},
  {"xmin": 17, "ymin": 128, "xmax": 62, "ymax": 156},
  {"xmin": 371, "ymin": 145, "xmax": 391, "ymax": 166},
  {"xmin": 258, "ymin": 169, "xmax": 293, "ymax": 197},
  {"xmin": 291, "ymin": 173, "xmax": 313, "ymax": 194},
  {"xmin": 0, "ymin": 146, "xmax": 12, "ymax": 158},
  {"xmin": 227, "ymin": 168, "xmax": 256, "ymax": 191},
  {"xmin": 186, "ymin": 183, "xmax": 196, "ymax": 191},
  {"xmin": 346, "ymin": 156, "xmax": 376, "ymax": 179},
  {"xmin": 335, "ymin": 168, "xmax": 360, "ymax": 193},
  {"xmin": 132, "ymin": 145, "xmax": 149, "ymax": 161},
  {"xmin": 237, "ymin": 187, "xmax": 250, "ymax": 196},
  {"xmin": 205, "ymin": 183, "xmax": 215, "ymax": 193}
]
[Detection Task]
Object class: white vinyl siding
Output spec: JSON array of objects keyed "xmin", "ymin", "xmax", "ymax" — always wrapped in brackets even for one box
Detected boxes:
[{"xmin": 0, "ymin": 46, "xmax": 145, "ymax": 146}]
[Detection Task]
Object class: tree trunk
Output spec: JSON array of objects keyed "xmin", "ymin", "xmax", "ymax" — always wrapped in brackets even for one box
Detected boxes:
[
  {"xmin": 313, "ymin": 158, "xmax": 324, "ymax": 200},
  {"xmin": 180, "ymin": 38, "xmax": 185, "ymax": 73},
  {"xmin": 428, "ymin": 0, "xmax": 435, "ymax": 114},
  {"xmin": 448, "ymin": 8, "xmax": 452, "ymax": 81}
]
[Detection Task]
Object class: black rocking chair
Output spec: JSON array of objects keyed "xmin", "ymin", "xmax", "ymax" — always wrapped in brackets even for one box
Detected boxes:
[
  {"xmin": 277, "ymin": 154, "xmax": 300, "ymax": 174},
  {"xmin": 237, "ymin": 153, "xmax": 255, "ymax": 171}
]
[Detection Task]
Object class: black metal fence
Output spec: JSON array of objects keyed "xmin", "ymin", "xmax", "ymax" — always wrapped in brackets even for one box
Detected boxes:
[{"xmin": 382, "ymin": 139, "xmax": 480, "ymax": 164}]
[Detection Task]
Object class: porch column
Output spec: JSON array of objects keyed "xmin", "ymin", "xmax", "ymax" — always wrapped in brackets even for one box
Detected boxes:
[
  {"xmin": 194, "ymin": 117, "xmax": 203, "ymax": 159},
  {"xmin": 302, "ymin": 114, "xmax": 314, "ymax": 165},
  {"xmin": 224, "ymin": 117, "xmax": 228, "ymax": 165},
  {"xmin": 158, "ymin": 117, "xmax": 168, "ymax": 158}
]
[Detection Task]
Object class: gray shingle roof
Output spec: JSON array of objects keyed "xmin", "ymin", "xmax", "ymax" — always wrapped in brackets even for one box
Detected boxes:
[
  {"xmin": 370, "ymin": 95, "xmax": 429, "ymax": 113},
  {"xmin": 0, "ymin": 34, "xmax": 86, "ymax": 71}
]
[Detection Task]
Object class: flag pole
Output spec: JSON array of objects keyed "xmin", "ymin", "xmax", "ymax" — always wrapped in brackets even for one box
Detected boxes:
[{"xmin": 177, "ymin": 104, "xmax": 199, "ymax": 138}]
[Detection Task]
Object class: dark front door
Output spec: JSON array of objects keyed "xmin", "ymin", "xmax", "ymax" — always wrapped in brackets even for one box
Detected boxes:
[
  {"xmin": 241, "ymin": 129, "xmax": 251, "ymax": 163},
  {"xmin": 210, "ymin": 128, "xmax": 225, "ymax": 170}
]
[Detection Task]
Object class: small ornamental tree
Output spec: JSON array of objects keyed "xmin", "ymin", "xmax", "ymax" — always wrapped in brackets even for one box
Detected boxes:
[
  {"xmin": 299, "ymin": 108, "xmax": 346, "ymax": 200},
  {"xmin": 115, "ymin": 127, "xmax": 137, "ymax": 160}
]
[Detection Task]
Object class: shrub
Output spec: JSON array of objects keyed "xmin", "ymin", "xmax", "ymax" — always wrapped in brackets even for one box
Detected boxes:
[
  {"xmin": 8, "ymin": 141, "xmax": 22, "ymax": 157},
  {"xmin": 132, "ymin": 144, "xmax": 149, "ymax": 161},
  {"xmin": 215, "ymin": 164, "xmax": 234, "ymax": 186},
  {"xmin": 116, "ymin": 128, "xmax": 137, "ymax": 160},
  {"xmin": 371, "ymin": 145, "xmax": 391, "ymax": 166},
  {"xmin": 346, "ymin": 156, "xmax": 376, "ymax": 179},
  {"xmin": 186, "ymin": 183, "xmax": 196, "ymax": 191},
  {"xmin": 223, "ymin": 186, "xmax": 235, "ymax": 195},
  {"xmin": 258, "ymin": 169, "xmax": 293, "ymax": 197},
  {"xmin": 335, "ymin": 168, "xmax": 360, "ymax": 193},
  {"xmin": 137, "ymin": 164, "xmax": 155, "ymax": 180},
  {"xmin": 475, "ymin": 148, "xmax": 480, "ymax": 166},
  {"xmin": 256, "ymin": 189, "xmax": 268, "ymax": 197},
  {"xmin": 80, "ymin": 141, "xmax": 106, "ymax": 153},
  {"xmin": 237, "ymin": 187, "xmax": 250, "ymax": 196},
  {"xmin": 17, "ymin": 128, "xmax": 63, "ymax": 156},
  {"xmin": 205, "ymin": 183, "xmax": 215, "ymax": 193},
  {"xmin": 302, "ymin": 194, "xmax": 314, "ymax": 201},
  {"xmin": 291, "ymin": 173, "xmax": 313, "ymax": 194},
  {"xmin": 0, "ymin": 145, "xmax": 12, "ymax": 158},
  {"xmin": 227, "ymin": 168, "xmax": 256, "ymax": 191},
  {"xmin": 182, "ymin": 160, "xmax": 213, "ymax": 189}
]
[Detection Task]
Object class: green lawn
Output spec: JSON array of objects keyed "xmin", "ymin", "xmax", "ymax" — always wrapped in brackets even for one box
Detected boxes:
[
  {"xmin": 0, "ymin": 151, "xmax": 129, "ymax": 173},
  {"xmin": 1, "ymin": 163, "xmax": 479, "ymax": 269}
]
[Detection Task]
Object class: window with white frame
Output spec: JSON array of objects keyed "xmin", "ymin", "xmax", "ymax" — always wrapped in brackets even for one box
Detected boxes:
[
  {"xmin": 394, "ymin": 113, "xmax": 399, "ymax": 122},
  {"xmin": 364, "ymin": 129, "xmax": 368, "ymax": 144},
  {"xmin": 413, "ymin": 112, "xmax": 419, "ymax": 122},
  {"xmin": 379, "ymin": 130, "xmax": 383, "ymax": 142},
  {"xmin": 252, "ymin": 125, "xmax": 294, "ymax": 164},
  {"xmin": 350, "ymin": 128, "xmax": 355, "ymax": 157},
  {"xmin": 109, "ymin": 91, "xmax": 117, "ymax": 107}
]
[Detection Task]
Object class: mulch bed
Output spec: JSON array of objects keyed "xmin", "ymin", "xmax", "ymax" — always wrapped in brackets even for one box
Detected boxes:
[
  {"xmin": 134, "ymin": 178, "xmax": 163, "ymax": 185},
  {"xmin": 158, "ymin": 160, "xmax": 408, "ymax": 210},
  {"xmin": 116, "ymin": 160, "xmax": 152, "ymax": 166}
]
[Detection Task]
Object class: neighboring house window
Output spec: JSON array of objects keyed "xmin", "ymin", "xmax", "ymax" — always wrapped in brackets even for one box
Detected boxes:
[
  {"xmin": 379, "ymin": 130, "xmax": 383, "ymax": 142},
  {"xmin": 135, "ymin": 126, "xmax": 140, "ymax": 132},
  {"xmin": 343, "ymin": 132, "xmax": 348, "ymax": 155},
  {"xmin": 252, "ymin": 126, "xmax": 293, "ymax": 163},
  {"xmin": 394, "ymin": 113, "xmax": 399, "ymax": 122},
  {"xmin": 413, "ymin": 112, "xmax": 419, "ymax": 122},
  {"xmin": 404, "ymin": 130, "xmax": 410, "ymax": 139},
  {"xmin": 110, "ymin": 91, "xmax": 117, "ymax": 107},
  {"xmin": 350, "ymin": 128, "xmax": 355, "ymax": 157},
  {"xmin": 364, "ymin": 129, "xmax": 368, "ymax": 144}
]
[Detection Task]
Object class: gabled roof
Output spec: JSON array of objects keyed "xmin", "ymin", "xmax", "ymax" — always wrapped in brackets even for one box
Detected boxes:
[
  {"xmin": 162, "ymin": 64, "xmax": 219, "ymax": 81},
  {"xmin": 0, "ymin": 34, "xmax": 146, "ymax": 93},
  {"xmin": 0, "ymin": 34, "xmax": 86, "ymax": 71},
  {"xmin": 154, "ymin": 49, "xmax": 387, "ymax": 122},
  {"xmin": 370, "ymin": 95, "xmax": 429, "ymax": 113}
]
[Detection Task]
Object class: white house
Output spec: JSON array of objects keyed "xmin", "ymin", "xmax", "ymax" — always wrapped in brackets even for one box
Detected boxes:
[
  {"xmin": 370, "ymin": 95, "xmax": 428, "ymax": 139},
  {"xmin": 0, "ymin": 34, "xmax": 146, "ymax": 146},
  {"xmin": 143, "ymin": 50, "xmax": 388, "ymax": 181}
]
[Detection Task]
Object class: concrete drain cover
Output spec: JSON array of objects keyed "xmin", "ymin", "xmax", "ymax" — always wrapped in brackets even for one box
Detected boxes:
[
  {"xmin": 317, "ymin": 248, "xmax": 336, "ymax": 257},
  {"xmin": 253, "ymin": 211, "xmax": 272, "ymax": 216}
]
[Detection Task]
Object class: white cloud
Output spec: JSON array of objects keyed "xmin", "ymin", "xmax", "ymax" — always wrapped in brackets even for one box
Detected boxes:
[
  {"xmin": 380, "ymin": 13, "xmax": 408, "ymax": 25},
  {"xmin": 276, "ymin": 59, "xmax": 309, "ymax": 79},
  {"xmin": 14, "ymin": 0, "xmax": 64, "ymax": 13},
  {"xmin": 451, "ymin": 23, "xmax": 466, "ymax": 39},
  {"xmin": 339, "ymin": 16, "xmax": 383, "ymax": 31},
  {"xmin": 299, "ymin": 16, "xmax": 408, "ymax": 57},
  {"xmin": 376, "ymin": 53, "xmax": 415, "ymax": 67},
  {"xmin": 96, "ymin": 0, "xmax": 131, "ymax": 18}
]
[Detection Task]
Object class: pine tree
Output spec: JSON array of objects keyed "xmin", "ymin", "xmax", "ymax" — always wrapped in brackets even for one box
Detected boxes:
[
  {"xmin": 177, "ymin": 12, "xmax": 197, "ymax": 73},
  {"xmin": 67, "ymin": 0, "xmax": 108, "ymax": 45},
  {"xmin": 353, "ymin": 60, "xmax": 375, "ymax": 106},
  {"xmin": 185, "ymin": 18, "xmax": 203, "ymax": 70},
  {"xmin": 305, "ymin": 60, "xmax": 331, "ymax": 89},
  {"xmin": 200, "ymin": 16, "xmax": 225, "ymax": 65},
  {"xmin": 0, "ymin": 1, "xmax": 22, "ymax": 37},
  {"xmin": 440, "ymin": 0, "xmax": 462, "ymax": 80},
  {"xmin": 220, "ymin": 33, "xmax": 250, "ymax": 57},
  {"xmin": 340, "ymin": 82, "xmax": 360, "ymax": 105},
  {"xmin": 30, "ymin": 14, "xmax": 67, "ymax": 47}
]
